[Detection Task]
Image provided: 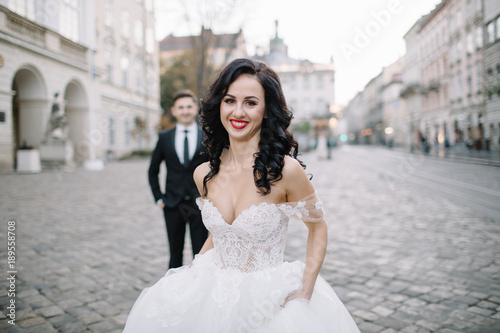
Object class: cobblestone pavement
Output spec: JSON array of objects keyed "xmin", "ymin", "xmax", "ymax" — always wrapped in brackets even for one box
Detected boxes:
[{"xmin": 0, "ymin": 146, "xmax": 499, "ymax": 332}]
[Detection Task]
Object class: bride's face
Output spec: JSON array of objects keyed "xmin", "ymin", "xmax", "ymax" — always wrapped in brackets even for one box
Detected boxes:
[{"xmin": 220, "ymin": 74, "xmax": 266, "ymax": 143}]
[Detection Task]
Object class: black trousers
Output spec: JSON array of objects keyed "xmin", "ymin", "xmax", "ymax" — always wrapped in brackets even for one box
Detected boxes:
[{"xmin": 163, "ymin": 198, "xmax": 208, "ymax": 268}]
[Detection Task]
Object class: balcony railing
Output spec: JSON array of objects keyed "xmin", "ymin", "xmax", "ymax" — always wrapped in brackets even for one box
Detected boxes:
[
  {"xmin": 1, "ymin": 6, "xmax": 88, "ymax": 64},
  {"xmin": 400, "ymin": 83, "xmax": 420, "ymax": 97}
]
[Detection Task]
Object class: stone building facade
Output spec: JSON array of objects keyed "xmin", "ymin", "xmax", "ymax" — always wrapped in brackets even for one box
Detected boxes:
[
  {"xmin": 347, "ymin": 0, "xmax": 499, "ymax": 152},
  {"xmin": 484, "ymin": 0, "xmax": 500, "ymax": 151},
  {"xmin": 344, "ymin": 58, "xmax": 405, "ymax": 147},
  {"xmin": 254, "ymin": 22, "xmax": 335, "ymax": 149},
  {"xmin": 0, "ymin": 0, "xmax": 160, "ymax": 171},
  {"xmin": 95, "ymin": 0, "xmax": 160, "ymax": 160},
  {"xmin": 401, "ymin": 20, "xmax": 423, "ymax": 151},
  {"xmin": 419, "ymin": 0, "xmax": 451, "ymax": 150},
  {"xmin": 381, "ymin": 57, "xmax": 405, "ymax": 147},
  {"xmin": 448, "ymin": 0, "xmax": 486, "ymax": 150}
]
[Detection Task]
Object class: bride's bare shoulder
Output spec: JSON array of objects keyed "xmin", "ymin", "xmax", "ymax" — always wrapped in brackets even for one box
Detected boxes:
[
  {"xmin": 194, "ymin": 162, "xmax": 211, "ymax": 190},
  {"xmin": 281, "ymin": 156, "xmax": 314, "ymax": 201},
  {"xmin": 282, "ymin": 156, "xmax": 306, "ymax": 178}
]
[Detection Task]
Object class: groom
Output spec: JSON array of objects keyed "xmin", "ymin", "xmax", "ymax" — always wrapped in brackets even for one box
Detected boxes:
[{"xmin": 148, "ymin": 90, "xmax": 208, "ymax": 268}]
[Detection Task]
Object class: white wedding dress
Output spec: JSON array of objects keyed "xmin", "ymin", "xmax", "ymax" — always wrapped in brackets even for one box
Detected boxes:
[{"xmin": 123, "ymin": 192, "xmax": 360, "ymax": 332}]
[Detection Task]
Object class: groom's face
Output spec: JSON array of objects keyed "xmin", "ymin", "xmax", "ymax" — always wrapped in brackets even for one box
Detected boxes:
[{"xmin": 171, "ymin": 97, "xmax": 198, "ymax": 127}]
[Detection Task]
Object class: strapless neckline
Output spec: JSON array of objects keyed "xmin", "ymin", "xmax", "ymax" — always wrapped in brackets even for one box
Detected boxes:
[{"xmin": 197, "ymin": 197, "xmax": 284, "ymax": 226}]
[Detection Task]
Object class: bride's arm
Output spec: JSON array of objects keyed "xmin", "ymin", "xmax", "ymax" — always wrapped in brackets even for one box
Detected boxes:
[
  {"xmin": 282, "ymin": 157, "xmax": 328, "ymax": 305},
  {"xmin": 285, "ymin": 221, "xmax": 327, "ymax": 303}
]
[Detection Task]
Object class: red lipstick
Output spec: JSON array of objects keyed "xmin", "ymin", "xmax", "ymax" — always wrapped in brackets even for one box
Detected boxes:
[{"xmin": 230, "ymin": 119, "xmax": 249, "ymax": 129}]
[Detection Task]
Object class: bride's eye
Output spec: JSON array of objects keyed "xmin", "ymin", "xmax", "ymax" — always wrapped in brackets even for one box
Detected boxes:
[
  {"xmin": 223, "ymin": 98, "xmax": 235, "ymax": 104},
  {"xmin": 246, "ymin": 100, "xmax": 256, "ymax": 106}
]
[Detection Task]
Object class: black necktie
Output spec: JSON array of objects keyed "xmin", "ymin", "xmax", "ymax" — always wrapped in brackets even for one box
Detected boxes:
[{"xmin": 183, "ymin": 130, "xmax": 189, "ymax": 168}]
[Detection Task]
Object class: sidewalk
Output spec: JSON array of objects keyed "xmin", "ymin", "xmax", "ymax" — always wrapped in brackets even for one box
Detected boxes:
[{"xmin": 389, "ymin": 144, "xmax": 500, "ymax": 166}]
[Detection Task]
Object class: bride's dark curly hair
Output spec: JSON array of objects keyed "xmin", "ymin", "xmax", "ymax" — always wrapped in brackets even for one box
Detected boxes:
[{"xmin": 200, "ymin": 58, "xmax": 304, "ymax": 196}]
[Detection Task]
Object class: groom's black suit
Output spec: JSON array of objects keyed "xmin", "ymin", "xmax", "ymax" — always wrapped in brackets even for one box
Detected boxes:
[{"xmin": 148, "ymin": 127, "xmax": 208, "ymax": 268}]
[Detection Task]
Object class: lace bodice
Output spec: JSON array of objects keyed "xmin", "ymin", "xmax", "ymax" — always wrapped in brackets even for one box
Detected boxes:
[{"xmin": 196, "ymin": 192, "xmax": 325, "ymax": 272}]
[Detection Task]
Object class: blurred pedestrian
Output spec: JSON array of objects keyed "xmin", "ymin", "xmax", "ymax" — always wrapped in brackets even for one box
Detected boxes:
[{"xmin": 148, "ymin": 89, "xmax": 208, "ymax": 268}]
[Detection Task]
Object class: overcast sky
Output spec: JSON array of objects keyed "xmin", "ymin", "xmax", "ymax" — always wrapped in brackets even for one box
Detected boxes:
[{"xmin": 154, "ymin": 0, "xmax": 442, "ymax": 105}]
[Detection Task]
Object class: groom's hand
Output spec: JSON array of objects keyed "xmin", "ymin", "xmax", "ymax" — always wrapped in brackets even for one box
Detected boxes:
[{"xmin": 156, "ymin": 198, "xmax": 165, "ymax": 209}]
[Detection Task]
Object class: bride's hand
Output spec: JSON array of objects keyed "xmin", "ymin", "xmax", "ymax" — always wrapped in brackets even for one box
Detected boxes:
[{"xmin": 282, "ymin": 290, "xmax": 311, "ymax": 307}]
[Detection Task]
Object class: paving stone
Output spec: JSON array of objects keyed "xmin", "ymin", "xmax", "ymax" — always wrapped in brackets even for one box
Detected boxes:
[
  {"xmin": 387, "ymin": 281, "xmax": 409, "ymax": 293},
  {"xmin": 419, "ymin": 293, "xmax": 446, "ymax": 303},
  {"xmin": 439, "ymin": 299, "xmax": 469, "ymax": 310},
  {"xmin": 401, "ymin": 325, "xmax": 431, "ymax": 333},
  {"xmin": 0, "ymin": 320, "xmax": 13, "ymax": 330},
  {"xmin": 38, "ymin": 305, "xmax": 64, "ymax": 318},
  {"xmin": 16, "ymin": 289, "xmax": 40, "ymax": 298},
  {"xmin": 406, "ymin": 285, "xmax": 433, "ymax": 295},
  {"xmin": 358, "ymin": 321, "xmax": 385, "ymax": 333},
  {"xmin": 111, "ymin": 312, "xmax": 128, "ymax": 326},
  {"xmin": 0, "ymin": 324, "xmax": 25, "ymax": 332},
  {"xmin": 353, "ymin": 309, "xmax": 379, "ymax": 321},
  {"xmin": 87, "ymin": 318, "xmax": 119, "ymax": 333},
  {"xmin": 488, "ymin": 296, "xmax": 500, "ymax": 304},
  {"xmin": 467, "ymin": 306, "xmax": 494, "ymax": 317},
  {"xmin": 17, "ymin": 316, "xmax": 46, "ymax": 327},
  {"xmin": 468, "ymin": 291, "xmax": 489, "ymax": 300},
  {"xmin": 56, "ymin": 297, "xmax": 82, "ymax": 309},
  {"xmin": 477, "ymin": 300, "xmax": 497, "ymax": 310},
  {"xmin": 451, "ymin": 288, "xmax": 468, "ymax": 296},
  {"xmin": 471, "ymin": 315, "xmax": 496, "ymax": 327},
  {"xmin": 386, "ymin": 294, "xmax": 409, "ymax": 303},
  {"xmin": 374, "ymin": 316, "xmax": 406, "ymax": 330},
  {"xmin": 24, "ymin": 322, "xmax": 58, "ymax": 333},
  {"xmin": 14, "ymin": 307, "xmax": 36, "ymax": 321},
  {"xmin": 404, "ymin": 298, "xmax": 427, "ymax": 307},
  {"xmin": 450, "ymin": 294, "xmax": 479, "ymax": 305},
  {"xmin": 442, "ymin": 318, "xmax": 479, "ymax": 332},
  {"xmin": 23, "ymin": 294, "xmax": 53, "ymax": 309},
  {"xmin": 416, "ymin": 319, "xmax": 442, "ymax": 331},
  {"xmin": 371, "ymin": 305, "xmax": 394, "ymax": 317},
  {"xmin": 87, "ymin": 300, "xmax": 121, "ymax": 317},
  {"xmin": 390, "ymin": 310, "xmax": 422, "ymax": 323}
]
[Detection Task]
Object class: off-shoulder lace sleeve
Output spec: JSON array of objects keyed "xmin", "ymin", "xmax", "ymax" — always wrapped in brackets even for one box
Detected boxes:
[
  {"xmin": 196, "ymin": 197, "xmax": 204, "ymax": 210},
  {"xmin": 278, "ymin": 192, "xmax": 325, "ymax": 223}
]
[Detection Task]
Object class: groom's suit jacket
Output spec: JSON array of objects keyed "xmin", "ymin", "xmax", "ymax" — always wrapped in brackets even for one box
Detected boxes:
[{"xmin": 148, "ymin": 127, "xmax": 207, "ymax": 208}]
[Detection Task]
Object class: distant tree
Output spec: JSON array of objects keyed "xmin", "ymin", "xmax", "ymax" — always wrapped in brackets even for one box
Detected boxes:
[
  {"xmin": 160, "ymin": 55, "xmax": 192, "ymax": 113},
  {"xmin": 159, "ymin": 0, "xmax": 246, "ymax": 114}
]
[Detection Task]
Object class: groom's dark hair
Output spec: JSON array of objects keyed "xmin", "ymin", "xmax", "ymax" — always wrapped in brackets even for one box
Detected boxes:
[{"xmin": 173, "ymin": 89, "xmax": 197, "ymax": 105}]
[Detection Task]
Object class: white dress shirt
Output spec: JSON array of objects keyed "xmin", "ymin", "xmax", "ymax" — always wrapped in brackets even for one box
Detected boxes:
[{"xmin": 175, "ymin": 122, "xmax": 198, "ymax": 165}]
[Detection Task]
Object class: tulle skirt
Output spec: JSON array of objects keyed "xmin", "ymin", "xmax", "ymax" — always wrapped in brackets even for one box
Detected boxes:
[{"xmin": 123, "ymin": 249, "xmax": 360, "ymax": 332}]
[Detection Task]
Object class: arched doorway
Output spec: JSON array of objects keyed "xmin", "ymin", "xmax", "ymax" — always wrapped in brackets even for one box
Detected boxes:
[
  {"xmin": 11, "ymin": 67, "xmax": 48, "ymax": 168},
  {"xmin": 64, "ymin": 80, "xmax": 89, "ymax": 163}
]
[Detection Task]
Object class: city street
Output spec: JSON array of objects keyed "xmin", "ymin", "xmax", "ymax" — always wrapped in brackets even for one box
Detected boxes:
[{"xmin": 1, "ymin": 145, "xmax": 499, "ymax": 332}]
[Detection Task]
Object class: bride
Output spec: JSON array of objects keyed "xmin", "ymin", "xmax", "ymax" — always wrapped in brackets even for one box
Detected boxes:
[{"xmin": 123, "ymin": 58, "xmax": 360, "ymax": 332}]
